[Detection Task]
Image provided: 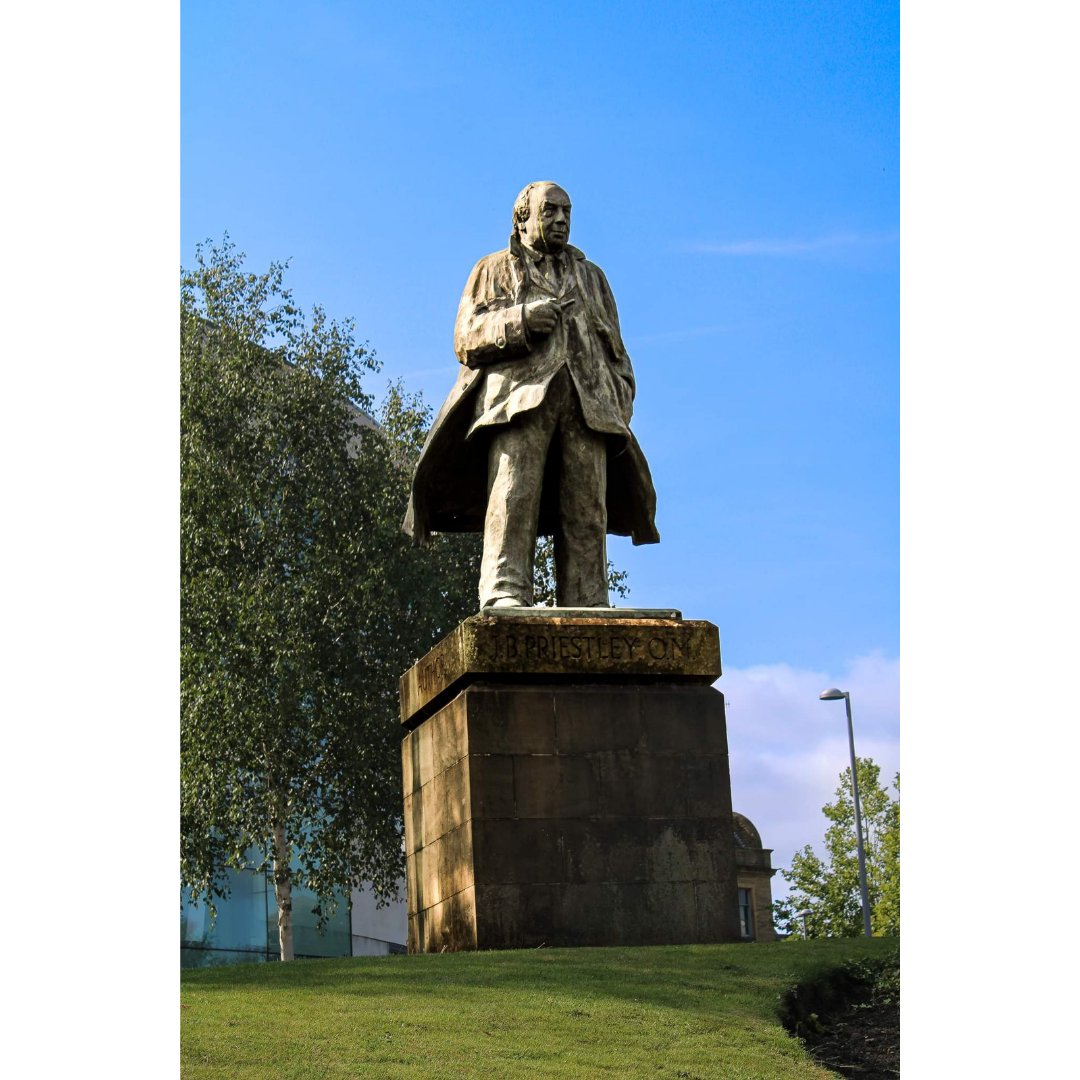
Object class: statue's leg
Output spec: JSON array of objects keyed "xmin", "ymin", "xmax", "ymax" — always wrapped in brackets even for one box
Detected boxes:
[
  {"xmin": 554, "ymin": 389, "xmax": 609, "ymax": 608},
  {"xmin": 479, "ymin": 404, "xmax": 556, "ymax": 608}
]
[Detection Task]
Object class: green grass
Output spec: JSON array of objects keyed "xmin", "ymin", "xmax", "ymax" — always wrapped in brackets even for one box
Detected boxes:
[{"xmin": 181, "ymin": 938, "xmax": 895, "ymax": 1079}]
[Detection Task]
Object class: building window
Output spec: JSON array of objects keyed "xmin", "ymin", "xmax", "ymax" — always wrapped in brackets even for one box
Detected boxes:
[
  {"xmin": 738, "ymin": 888, "xmax": 754, "ymax": 939},
  {"xmin": 181, "ymin": 853, "xmax": 351, "ymax": 967}
]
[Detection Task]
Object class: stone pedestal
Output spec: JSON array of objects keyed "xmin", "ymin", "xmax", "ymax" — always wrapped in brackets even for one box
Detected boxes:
[{"xmin": 399, "ymin": 609, "xmax": 740, "ymax": 953}]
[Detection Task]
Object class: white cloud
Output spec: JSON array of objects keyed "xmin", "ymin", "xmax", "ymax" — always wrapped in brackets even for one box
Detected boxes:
[
  {"xmin": 684, "ymin": 231, "xmax": 898, "ymax": 257},
  {"xmin": 719, "ymin": 653, "xmax": 899, "ymax": 905}
]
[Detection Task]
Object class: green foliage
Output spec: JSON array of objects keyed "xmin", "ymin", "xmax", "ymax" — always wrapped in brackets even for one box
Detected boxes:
[
  {"xmin": 531, "ymin": 536, "xmax": 631, "ymax": 606},
  {"xmin": 873, "ymin": 774, "xmax": 900, "ymax": 935},
  {"xmin": 376, "ymin": 380, "xmax": 484, "ymax": 630},
  {"xmin": 774, "ymin": 759, "xmax": 899, "ymax": 939},
  {"xmin": 778, "ymin": 945, "xmax": 899, "ymax": 1039},
  {"xmin": 181, "ymin": 939, "xmax": 894, "ymax": 1079},
  {"xmin": 181, "ymin": 240, "xmax": 478, "ymax": 948}
]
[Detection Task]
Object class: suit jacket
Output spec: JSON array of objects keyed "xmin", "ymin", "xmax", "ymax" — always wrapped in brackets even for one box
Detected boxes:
[{"xmin": 403, "ymin": 239, "xmax": 659, "ymax": 547}]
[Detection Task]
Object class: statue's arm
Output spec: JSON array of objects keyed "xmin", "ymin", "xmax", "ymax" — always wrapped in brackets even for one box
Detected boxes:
[{"xmin": 454, "ymin": 258, "xmax": 530, "ymax": 367}]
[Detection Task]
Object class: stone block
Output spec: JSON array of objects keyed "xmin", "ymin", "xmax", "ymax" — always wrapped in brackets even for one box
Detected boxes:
[
  {"xmin": 448, "ymin": 886, "xmax": 478, "ymax": 951},
  {"xmin": 511, "ymin": 754, "xmax": 559, "ymax": 818},
  {"xmin": 601, "ymin": 820, "xmax": 652, "ymax": 883},
  {"xmin": 401, "ymin": 730, "xmax": 417, "ymax": 796},
  {"xmin": 645, "ymin": 880, "xmax": 698, "ymax": 942},
  {"xmin": 646, "ymin": 823, "xmax": 696, "ymax": 882},
  {"xmin": 400, "ymin": 613, "xmax": 738, "ymax": 952},
  {"xmin": 639, "ymin": 685, "xmax": 728, "ymax": 755},
  {"xmin": 684, "ymin": 820, "xmax": 735, "ymax": 881},
  {"xmin": 556, "ymin": 820, "xmax": 609, "ymax": 884},
  {"xmin": 555, "ymin": 755, "xmax": 602, "ymax": 818},
  {"xmin": 402, "ymin": 791, "xmax": 419, "ymax": 856},
  {"xmin": 444, "ymin": 757, "xmax": 471, "ymax": 832},
  {"xmin": 432, "ymin": 695, "xmax": 468, "ymax": 777},
  {"xmin": 405, "ymin": 851, "xmax": 418, "ymax": 916},
  {"xmin": 400, "ymin": 612, "xmax": 721, "ymax": 726},
  {"xmin": 423, "ymin": 769, "xmax": 450, "ymax": 843},
  {"xmin": 598, "ymin": 749, "xmax": 688, "ymax": 819},
  {"xmin": 512, "ymin": 753, "xmax": 601, "ymax": 820},
  {"xmin": 475, "ymin": 882, "xmax": 559, "ymax": 949},
  {"xmin": 556, "ymin": 882, "xmax": 616, "ymax": 945},
  {"xmin": 685, "ymin": 755, "xmax": 735, "ymax": 819},
  {"xmin": 468, "ymin": 686, "xmax": 555, "ymax": 755},
  {"xmin": 406, "ymin": 848, "xmax": 423, "ymax": 914},
  {"xmin": 694, "ymin": 879, "xmax": 742, "ymax": 941},
  {"xmin": 439, "ymin": 823, "xmax": 475, "ymax": 898},
  {"xmin": 417, "ymin": 837, "xmax": 443, "ymax": 911},
  {"xmin": 416, "ymin": 721, "xmax": 434, "ymax": 789},
  {"xmin": 468, "ymin": 754, "xmax": 515, "ymax": 819},
  {"xmin": 553, "ymin": 687, "xmax": 645, "ymax": 754},
  {"xmin": 408, "ymin": 867, "xmax": 478, "ymax": 953},
  {"xmin": 472, "ymin": 818, "xmax": 561, "ymax": 884}
]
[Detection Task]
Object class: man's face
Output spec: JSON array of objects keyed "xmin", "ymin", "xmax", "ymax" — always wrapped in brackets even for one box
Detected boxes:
[{"xmin": 523, "ymin": 185, "xmax": 571, "ymax": 252}]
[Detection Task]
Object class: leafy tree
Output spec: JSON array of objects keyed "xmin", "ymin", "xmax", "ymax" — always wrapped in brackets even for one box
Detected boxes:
[
  {"xmin": 181, "ymin": 240, "xmax": 478, "ymax": 961},
  {"xmin": 377, "ymin": 380, "xmax": 486, "ymax": 629},
  {"xmin": 774, "ymin": 758, "xmax": 899, "ymax": 938},
  {"xmin": 872, "ymin": 774, "xmax": 900, "ymax": 934}
]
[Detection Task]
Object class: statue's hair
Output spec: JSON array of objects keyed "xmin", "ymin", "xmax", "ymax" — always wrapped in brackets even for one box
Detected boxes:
[{"xmin": 511, "ymin": 181, "xmax": 567, "ymax": 238}]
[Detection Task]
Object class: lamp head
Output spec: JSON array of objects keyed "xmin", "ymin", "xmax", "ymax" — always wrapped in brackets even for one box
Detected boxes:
[{"xmin": 819, "ymin": 688, "xmax": 847, "ymax": 701}]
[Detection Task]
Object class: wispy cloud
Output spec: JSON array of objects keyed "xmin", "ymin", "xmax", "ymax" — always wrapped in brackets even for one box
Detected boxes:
[{"xmin": 684, "ymin": 231, "xmax": 898, "ymax": 258}]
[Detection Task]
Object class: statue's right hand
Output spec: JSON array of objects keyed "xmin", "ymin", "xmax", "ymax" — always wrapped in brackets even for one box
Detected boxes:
[{"xmin": 524, "ymin": 299, "xmax": 560, "ymax": 336}]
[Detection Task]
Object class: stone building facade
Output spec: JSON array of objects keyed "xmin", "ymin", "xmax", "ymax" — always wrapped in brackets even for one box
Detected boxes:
[{"xmin": 733, "ymin": 812, "xmax": 778, "ymax": 941}]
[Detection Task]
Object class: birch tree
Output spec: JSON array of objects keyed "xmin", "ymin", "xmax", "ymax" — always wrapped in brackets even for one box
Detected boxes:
[{"xmin": 181, "ymin": 239, "xmax": 478, "ymax": 960}]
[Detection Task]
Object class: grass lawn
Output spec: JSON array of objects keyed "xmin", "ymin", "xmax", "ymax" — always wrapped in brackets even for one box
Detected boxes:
[{"xmin": 181, "ymin": 938, "xmax": 895, "ymax": 1079}]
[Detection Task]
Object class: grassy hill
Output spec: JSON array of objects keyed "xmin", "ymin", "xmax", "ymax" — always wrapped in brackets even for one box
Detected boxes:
[{"xmin": 181, "ymin": 938, "xmax": 895, "ymax": 1079}]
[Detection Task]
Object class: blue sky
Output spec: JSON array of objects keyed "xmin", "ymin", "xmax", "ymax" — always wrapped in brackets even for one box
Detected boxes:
[
  {"xmin": 7, "ymin": 1, "xmax": 1077, "ymax": 1071},
  {"xmin": 182, "ymin": 0, "xmax": 899, "ymax": 891}
]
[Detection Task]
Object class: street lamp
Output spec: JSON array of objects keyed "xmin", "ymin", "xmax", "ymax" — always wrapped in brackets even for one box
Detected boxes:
[{"xmin": 819, "ymin": 687, "xmax": 873, "ymax": 937}]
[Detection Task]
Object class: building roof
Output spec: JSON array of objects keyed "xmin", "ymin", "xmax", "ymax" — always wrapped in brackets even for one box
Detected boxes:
[{"xmin": 732, "ymin": 812, "xmax": 763, "ymax": 850}]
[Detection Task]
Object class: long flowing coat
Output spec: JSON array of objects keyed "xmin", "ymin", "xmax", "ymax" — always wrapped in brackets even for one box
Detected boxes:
[{"xmin": 403, "ymin": 239, "xmax": 659, "ymax": 547}]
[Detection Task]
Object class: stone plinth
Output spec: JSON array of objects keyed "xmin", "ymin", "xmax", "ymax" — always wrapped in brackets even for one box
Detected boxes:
[{"xmin": 400, "ymin": 610, "xmax": 740, "ymax": 953}]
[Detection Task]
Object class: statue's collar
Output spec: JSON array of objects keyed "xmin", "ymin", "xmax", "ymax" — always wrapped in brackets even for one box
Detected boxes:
[{"xmin": 512, "ymin": 239, "xmax": 585, "ymax": 263}]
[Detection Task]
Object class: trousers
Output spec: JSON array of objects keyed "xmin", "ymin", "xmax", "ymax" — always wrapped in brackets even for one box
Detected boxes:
[{"xmin": 479, "ymin": 366, "xmax": 609, "ymax": 608}]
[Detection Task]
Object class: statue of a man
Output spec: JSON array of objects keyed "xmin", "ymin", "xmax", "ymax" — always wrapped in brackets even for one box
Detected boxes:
[{"xmin": 404, "ymin": 181, "xmax": 659, "ymax": 608}]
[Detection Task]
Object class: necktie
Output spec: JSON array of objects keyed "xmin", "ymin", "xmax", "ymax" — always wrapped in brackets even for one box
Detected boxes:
[{"xmin": 550, "ymin": 254, "xmax": 564, "ymax": 290}]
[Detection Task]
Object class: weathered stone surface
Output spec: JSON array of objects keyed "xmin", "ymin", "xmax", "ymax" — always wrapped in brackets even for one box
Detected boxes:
[
  {"xmin": 401, "ymin": 662, "xmax": 740, "ymax": 952},
  {"xmin": 734, "ymin": 812, "xmax": 779, "ymax": 942},
  {"xmin": 400, "ymin": 611, "xmax": 721, "ymax": 725}
]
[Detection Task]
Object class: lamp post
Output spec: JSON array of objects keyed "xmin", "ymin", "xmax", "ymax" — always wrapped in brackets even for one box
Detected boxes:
[{"xmin": 819, "ymin": 688, "xmax": 873, "ymax": 937}]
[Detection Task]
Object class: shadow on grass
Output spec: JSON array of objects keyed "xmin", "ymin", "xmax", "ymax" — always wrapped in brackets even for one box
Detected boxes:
[{"xmin": 182, "ymin": 939, "xmax": 895, "ymax": 1025}]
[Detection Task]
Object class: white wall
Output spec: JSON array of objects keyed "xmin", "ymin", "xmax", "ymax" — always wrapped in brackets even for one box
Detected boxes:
[{"xmin": 350, "ymin": 880, "xmax": 407, "ymax": 954}]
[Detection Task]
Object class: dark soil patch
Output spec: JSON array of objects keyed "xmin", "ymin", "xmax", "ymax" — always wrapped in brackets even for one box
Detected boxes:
[
  {"xmin": 779, "ymin": 950, "xmax": 899, "ymax": 1079},
  {"xmin": 801, "ymin": 978, "xmax": 899, "ymax": 1078}
]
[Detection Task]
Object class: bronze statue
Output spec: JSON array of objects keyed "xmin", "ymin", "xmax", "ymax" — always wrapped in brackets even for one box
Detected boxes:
[{"xmin": 404, "ymin": 182, "xmax": 658, "ymax": 608}]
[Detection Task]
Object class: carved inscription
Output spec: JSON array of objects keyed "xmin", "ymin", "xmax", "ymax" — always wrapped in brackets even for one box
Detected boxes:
[
  {"xmin": 402, "ymin": 617, "xmax": 719, "ymax": 723},
  {"xmin": 415, "ymin": 651, "xmax": 450, "ymax": 698},
  {"xmin": 483, "ymin": 629, "xmax": 692, "ymax": 665}
]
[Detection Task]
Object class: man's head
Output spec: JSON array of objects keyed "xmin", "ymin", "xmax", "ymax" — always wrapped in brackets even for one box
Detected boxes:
[{"xmin": 512, "ymin": 182, "xmax": 572, "ymax": 253}]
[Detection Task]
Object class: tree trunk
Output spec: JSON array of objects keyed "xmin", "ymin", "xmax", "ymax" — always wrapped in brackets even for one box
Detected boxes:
[{"xmin": 271, "ymin": 819, "xmax": 294, "ymax": 961}]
